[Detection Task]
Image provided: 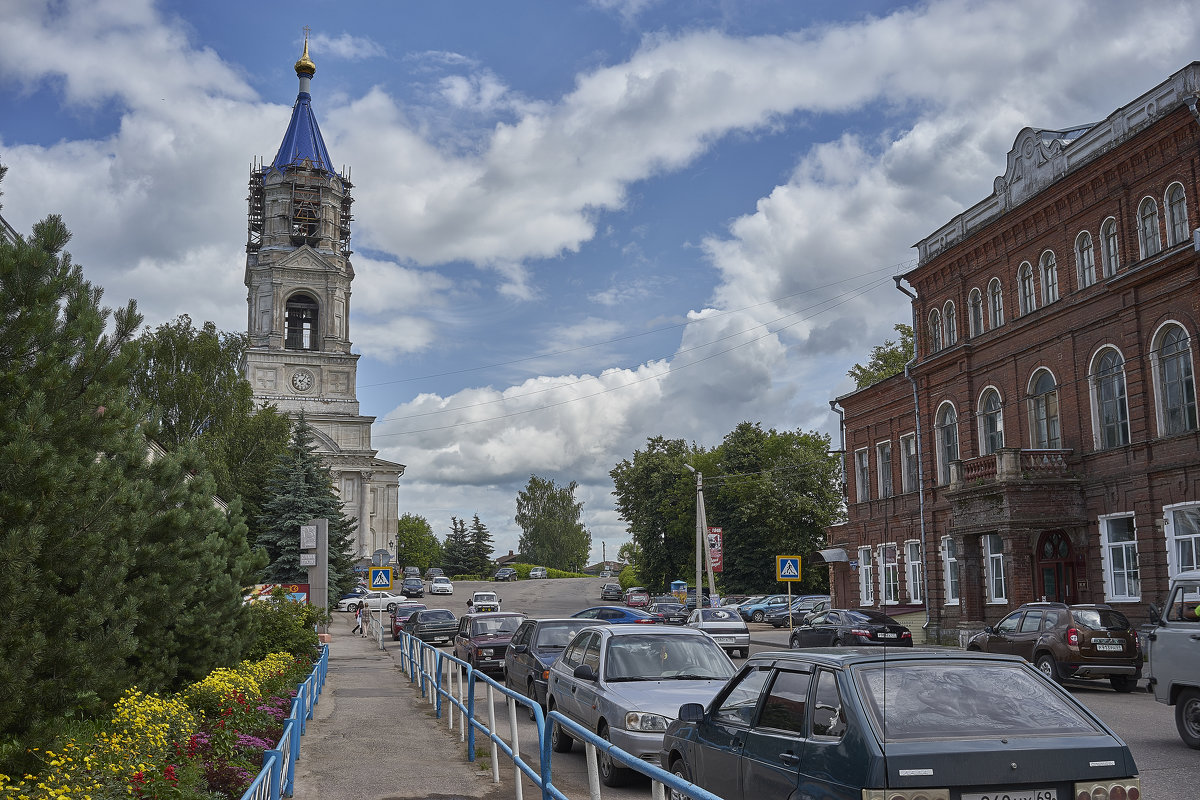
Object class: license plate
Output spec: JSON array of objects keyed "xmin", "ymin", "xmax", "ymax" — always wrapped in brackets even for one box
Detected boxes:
[
  {"xmin": 715, "ymin": 636, "xmax": 734, "ymax": 644},
  {"xmin": 877, "ymin": 633, "xmax": 897, "ymax": 638},
  {"xmin": 962, "ymin": 789, "xmax": 1057, "ymax": 800},
  {"xmin": 1095, "ymin": 644, "xmax": 1123, "ymax": 651}
]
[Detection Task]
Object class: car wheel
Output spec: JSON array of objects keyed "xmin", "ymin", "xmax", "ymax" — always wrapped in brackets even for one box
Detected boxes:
[
  {"xmin": 752, "ymin": 610, "xmax": 765, "ymax": 623},
  {"xmin": 392, "ymin": 629, "xmax": 399, "ymax": 641},
  {"xmin": 789, "ymin": 634, "xmax": 800, "ymax": 649},
  {"xmin": 1035, "ymin": 653, "xmax": 1060, "ymax": 683},
  {"xmin": 668, "ymin": 757, "xmax": 692, "ymax": 800},
  {"xmin": 1175, "ymin": 688, "xmax": 1200, "ymax": 749},
  {"xmin": 386, "ymin": 603, "xmax": 396, "ymax": 612},
  {"xmin": 526, "ymin": 679, "xmax": 539, "ymax": 721},
  {"xmin": 549, "ymin": 705, "xmax": 573, "ymax": 752},
  {"xmin": 1109, "ymin": 675, "xmax": 1137, "ymax": 693},
  {"xmin": 597, "ymin": 724, "xmax": 631, "ymax": 787}
]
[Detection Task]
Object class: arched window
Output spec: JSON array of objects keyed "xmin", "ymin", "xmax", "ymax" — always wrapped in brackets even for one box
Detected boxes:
[
  {"xmin": 1138, "ymin": 197, "xmax": 1161, "ymax": 259},
  {"xmin": 1076, "ymin": 231, "xmax": 1096, "ymax": 288},
  {"xmin": 1167, "ymin": 182, "xmax": 1189, "ymax": 246},
  {"xmin": 968, "ymin": 288, "xmax": 984, "ymax": 337},
  {"xmin": 979, "ymin": 388, "xmax": 1004, "ymax": 455},
  {"xmin": 1029, "ymin": 369, "xmax": 1060, "ymax": 449},
  {"xmin": 935, "ymin": 403, "xmax": 959, "ymax": 486},
  {"xmin": 1040, "ymin": 250, "xmax": 1059, "ymax": 304},
  {"xmin": 1018, "ymin": 262, "xmax": 1037, "ymax": 315},
  {"xmin": 928, "ymin": 309, "xmax": 943, "ymax": 354},
  {"xmin": 1092, "ymin": 348, "xmax": 1130, "ymax": 449},
  {"xmin": 988, "ymin": 278, "xmax": 1005, "ymax": 328},
  {"xmin": 1101, "ymin": 217, "xmax": 1120, "ymax": 277},
  {"xmin": 284, "ymin": 292, "xmax": 320, "ymax": 351},
  {"xmin": 1154, "ymin": 323, "xmax": 1197, "ymax": 436},
  {"xmin": 943, "ymin": 301, "xmax": 957, "ymax": 347}
]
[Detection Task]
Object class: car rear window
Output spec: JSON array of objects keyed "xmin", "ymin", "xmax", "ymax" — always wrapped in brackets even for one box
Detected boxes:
[
  {"xmin": 420, "ymin": 610, "xmax": 454, "ymax": 622},
  {"xmin": 1071, "ymin": 608, "xmax": 1131, "ymax": 630},
  {"xmin": 854, "ymin": 662, "xmax": 1102, "ymax": 741},
  {"xmin": 700, "ymin": 609, "xmax": 739, "ymax": 621}
]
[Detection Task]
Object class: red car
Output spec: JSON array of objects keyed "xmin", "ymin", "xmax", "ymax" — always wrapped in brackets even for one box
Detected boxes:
[{"xmin": 624, "ymin": 587, "xmax": 650, "ymax": 608}]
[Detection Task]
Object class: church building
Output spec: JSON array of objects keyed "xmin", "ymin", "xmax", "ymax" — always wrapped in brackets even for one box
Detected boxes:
[{"xmin": 244, "ymin": 38, "xmax": 403, "ymax": 567}]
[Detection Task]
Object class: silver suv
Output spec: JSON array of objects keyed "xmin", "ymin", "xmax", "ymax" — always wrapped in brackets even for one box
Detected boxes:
[{"xmin": 1147, "ymin": 567, "xmax": 1200, "ymax": 749}]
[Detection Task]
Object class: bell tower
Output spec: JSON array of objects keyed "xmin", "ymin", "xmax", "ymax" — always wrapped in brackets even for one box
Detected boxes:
[{"xmin": 245, "ymin": 33, "xmax": 403, "ymax": 567}]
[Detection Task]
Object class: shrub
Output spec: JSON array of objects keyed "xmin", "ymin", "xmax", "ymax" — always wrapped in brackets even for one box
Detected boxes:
[{"xmin": 243, "ymin": 588, "xmax": 320, "ymax": 662}]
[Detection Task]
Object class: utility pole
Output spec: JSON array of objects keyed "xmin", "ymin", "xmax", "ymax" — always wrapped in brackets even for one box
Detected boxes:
[{"xmin": 685, "ymin": 465, "xmax": 717, "ymax": 607}]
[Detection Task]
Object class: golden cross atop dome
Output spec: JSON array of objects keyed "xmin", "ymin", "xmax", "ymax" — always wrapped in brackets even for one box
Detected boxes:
[{"xmin": 295, "ymin": 27, "xmax": 316, "ymax": 78}]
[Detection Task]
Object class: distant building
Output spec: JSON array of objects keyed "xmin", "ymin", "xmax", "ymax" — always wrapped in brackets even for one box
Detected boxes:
[
  {"xmin": 244, "ymin": 38, "xmax": 404, "ymax": 566},
  {"xmin": 827, "ymin": 62, "xmax": 1200, "ymax": 644}
]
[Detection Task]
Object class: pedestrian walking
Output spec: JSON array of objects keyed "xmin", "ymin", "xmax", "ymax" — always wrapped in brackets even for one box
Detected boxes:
[{"xmin": 351, "ymin": 602, "xmax": 366, "ymax": 636}]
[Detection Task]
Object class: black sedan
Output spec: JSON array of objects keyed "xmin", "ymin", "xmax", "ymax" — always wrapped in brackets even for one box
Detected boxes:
[
  {"xmin": 504, "ymin": 618, "xmax": 606, "ymax": 717},
  {"xmin": 788, "ymin": 608, "xmax": 913, "ymax": 648},
  {"xmin": 600, "ymin": 583, "xmax": 624, "ymax": 601},
  {"xmin": 660, "ymin": 649, "xmax": 1140, "ymax": 800},
  {"xmin": 400, "ymin": 608, "xmax": 457, "ymax": 644},
  {"xmin": 646, "ymin": 602, "xmax": 689, "ymax": 625},
  {"xmin": 401, "ymin": 577, "xmax": 425, "ymax": 597}
]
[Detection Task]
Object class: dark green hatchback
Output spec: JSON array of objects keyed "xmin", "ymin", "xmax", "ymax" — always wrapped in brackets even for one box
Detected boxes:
[{"xmin": 660, "ymin": 649, "xmax": 1139, "ymax": 800}]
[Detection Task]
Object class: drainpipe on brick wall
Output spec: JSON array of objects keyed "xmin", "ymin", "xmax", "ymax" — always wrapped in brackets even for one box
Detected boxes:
[
  {"xmin": 829, "ymin": 399, "xmax": 847, "ymax": 506},
  {"xmin": 894, "ymin": 276, "xmax": 932, "ymax": 638},
  {"xmin": 1185, "ymin": 95, "xmax": 1200, "ymax": 127}
]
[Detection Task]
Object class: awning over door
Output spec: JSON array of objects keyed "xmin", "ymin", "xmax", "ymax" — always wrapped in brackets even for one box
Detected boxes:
[{"xmin": 814, "ymin": 547, "xmax": 850, "ymax": 563}]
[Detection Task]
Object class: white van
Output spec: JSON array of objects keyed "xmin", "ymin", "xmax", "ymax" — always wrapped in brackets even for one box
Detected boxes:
[{"xmin": 1146, "ymin": 567, "xmax": 1200, "ymax": 748}]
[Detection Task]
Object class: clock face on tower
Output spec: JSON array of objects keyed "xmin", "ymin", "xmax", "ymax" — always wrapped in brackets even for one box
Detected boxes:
[{"xmin": 291, "ymin": 369, "xmax": 315, "ymax": 392}]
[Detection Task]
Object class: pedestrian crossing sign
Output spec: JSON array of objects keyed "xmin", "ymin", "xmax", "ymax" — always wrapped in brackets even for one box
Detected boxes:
[
  {"xmin": 776, "ymin": 556, "xmax": 802, "ymax": 582},
  {"xmin": 369, "ymin": 567, "xmax": 392, "ymax": 590}
]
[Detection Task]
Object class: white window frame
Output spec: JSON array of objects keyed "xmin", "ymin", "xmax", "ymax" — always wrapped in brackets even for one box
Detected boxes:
[
  {"xmin": 941, "ymin": 536, "xmax": 960, "ymax": 605},
  {"xmin": 1167, "ymin": 182, "xmax": 1189, "ymax": 246},
  {"xmin": 1076, "ymin": 230, "xmax": 1096, "ymax": 288},
  {"xmin": 880, "ymin": 544, "xmax": 899, "ymax": 605},
  {"xmin": 854, "ymin": 448, "xmax": 870, "ymax": 503},
  {"xmin": 905, "ymin": 540, "xmax": 923, "ymax": 603},
  {"xmin": 1018, "ymin": 261, "xmax": 1036, "ymax": 315},
  {"xmin": 988, "ymin": 277, "xmax": 1005, "ymax": 328},
  {"xmin": 858, "ymin": 546, "xmax": 875, "ymax": 605},
  {"xmin": 943, "ymin": 300, "xmax": 957, "ymax": 347},
  {"xmin": 1138, "ymin": 196, "xmax": 1161, "ymax": 259},
  {"xmin": 1040, "ymin": 250, "xmax": 1058, "ymax": 305},
  {"xmin": 1101, "ymin": 217, "xmax": 1120, "ymax": 277},
  {"xmin": 935, "ymin": 402, "xmax": 959, "ymax": 486},
  {"xmin": 1164, "ymin": 502, "xmax": 1200, "ymax": 579},
  {"xmin": 1028, "ymin": 368, "xmax": 1061, "ymax": 449},
  {"xmin": 1091, "ymin": 346, "xmax": 1131, "ymax": 449},
  {"xmin": 928, "ymin": 308, "xmax": 942, "ymax": 354},
  {"xmin": 1098, "ymin": 513, "xmax": 1140, "ymax": 602},
  {"xmin": 968, "ymin": 288, "xmax": 984, "ymax": 337},
  {"xmin": 900, "ymin": 432, "xmax": 918, "ymax": 494},
  {"xmin": 984, "ymin": 533, "xmax": 1007, "ymax": 603},
  {"xmin": 876, "ymin": 440, "xmax": 893, "ymax": 499},
  {"xmin": 1150, "ymin": 321, "xmax": 1198, "ymax": 437},
  {"xmin": 978, "ymin": 387, "xmax": 1004, "ymax": 455}
]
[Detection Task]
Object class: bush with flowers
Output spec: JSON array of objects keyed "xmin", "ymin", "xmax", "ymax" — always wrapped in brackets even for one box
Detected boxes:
[{"xmin": 0, "ymin": 650, "xmax": 316, "ymax": 800}]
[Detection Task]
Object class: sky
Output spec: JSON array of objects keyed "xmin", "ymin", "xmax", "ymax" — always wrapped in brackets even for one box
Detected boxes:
[{"xmin": 4, "ymin": 0, "xmax": 1200, "ymax": 565}]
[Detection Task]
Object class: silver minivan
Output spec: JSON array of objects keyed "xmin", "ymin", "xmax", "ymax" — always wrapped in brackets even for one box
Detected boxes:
[{"xmin": 1147, "ymin": 567, "xmax": 1200, "ymax": 749}]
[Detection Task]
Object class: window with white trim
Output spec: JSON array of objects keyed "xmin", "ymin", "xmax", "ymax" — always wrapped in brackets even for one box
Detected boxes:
[
  {"xmin": 1092, "ymin": 347, "xmax": 1130, "ymax": 449},
  {"xmin": 979, "ymin": 388, "xmax": 1004, "ymax": 455},
  {"xmin": 935, "ymin": 403, "xmax": 959, "ymax": 485},
  {"xmin": 1099, "ymin": 514, "xmax": 1140, "ymax": 602},
  {"xmin": 1076, "ymin": 231, "xmax": 1096, "ymax": 288},
  {"xmin": 984, "ymin": 533, "xmax": 1006, "ymax": 602},
  {"xmin": 876, "ymin": 441, "xmax": 893, "ymax": 499},
  {"xmin": 988, "ymin": 277, "xmax": 1005, "ymax": 328},
  {"xmin": 1040, "ymin": 251, "xmax": 1058, "ymax": 304},
  {"xmin": 900, "ymin": 433, "xmax": 918, "ymax": 493},
  {"xmin": 859, "ymin": 546, "xmax": 874, "ymax": 604},
  {"xmin": 1138, "ymin": 197, "xmax": 1161, "ymax": 259},
  {"xmin": 1167, "ymin": 182, "xmax": 1189, "ymax": 246},
  {"xmin": 928, "ymin": 309, "xmax": 942, "ymax": 354},
  {"xmin": 943, "ymin": 301, "xmax": 957, "ymax": 347},
  {"xmin": 906, "ymin": 540, "xmax": 923, "ymax": 603},
  {"xmin": 1153, "ymin": 323, "xmax": 1198, "ymax": 436},
  {"xmin": 1029, "ymin": 368, "xmax": 1061, "ymax": 448},
  {"xmin": 881, "ymin": 545, "xmax": 899, "ymax": 605},
  {"xmin": 854, "ymin": 448, "xmax": 870, "ymax": 503},
  {"xmin": 1018, "ymin": 262, "xmax": 1036, "ymax": 315},
  {"xmin": 942, "ymin": 536, "xmax": 960, "ymax": 604},
  {"xmin": 968, "ymin": 288, "xmax": 984, "ymax": 337},
  {"xmin": 1165, "ymin": 503, "xmax": 1200, "ymax": 578},
  {"xmin": 1101, "ymin": 217, "xmax": 1120, "ymax": 277}
]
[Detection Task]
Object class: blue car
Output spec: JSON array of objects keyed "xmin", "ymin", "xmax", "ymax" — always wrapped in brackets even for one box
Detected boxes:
[
  {"xmin": 504, "ymin": 617, "xmax": 609, "ymax": 717},
  {"xmin": 738, "ymin": 594, "xmax": 791, "ymax": 622},
  {"xmin": 571, "ymin": 606, "xmax": 662, "ymax": 624}
]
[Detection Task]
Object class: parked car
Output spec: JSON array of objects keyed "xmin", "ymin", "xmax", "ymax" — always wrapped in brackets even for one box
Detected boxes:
[
  {"xmin": 764, "ymin": 594, "xmax": 832, "ymax": 628},
  {"xmin": 494, "ymin": 567, "xmax": 518, "ymax": 581},
  {"xmin": 624, "ymin": 587, "xmax": 650, "ymax": 608},
  {"xmin": 660, "ymin": 649, "xmax": 1141, "ymax": 800},
  {"xmin": 425, "ymin": 567, "xmax": 444, "ymax": 581},
  {"xmin": 401, "ymin": 577, "xmax": 425, "ymax": 597},
  {"xmin": 337, "ymin": 590, "xmax": 406, "ymax": 612},
  {"xmin": 966, "ymin": 602, "xmax": 1141, "ymax": 691},
  {"xmin": 529, "ymin": 566, "xmax": 548, "ymax": 579},
  {"xmin": 429, "ymin": 576, "xmax": 454, "ymax": 595},
  {"xmin": 737, "ymin": 594, "xmax": 790, "ymax": 622},
  {"xmin": 399, "ymin": 608, "xmax": 458, "ymax": 645},
  {"xmin": 572, "ymin": 606, "xmax": 661, "ymax": 624},
  {"xmin": 1147, "ymin": 567, "xmax": 1200, "ymax": 747},
  {"xmin": 389, "ymin": 603, "xmax": 428, "ymax": 640},
  {"xmin": 547, "ymin": 624, "xmax": 736, "ymax": 787},
  {"xmin": 789, "ymin": 608, "xmax": 913, "ymax": 648},
  {"xmin": 338, "ymin": 585, "xmax": 369, "ymax": 602},
  {"xmin": 600, "ymin": 583, "xmax": 624, "ymax": 601},
  {"xmin": 504, "ymin": 618, "xmax": 606, "ymax": 717},
  {"xmin": 684, "ymin": 588, "xmax": 713, "ymax": 611},
  {"xmin": 686, "ymin": 607, "xmax": 751, "ymax": 658},
  {"xmin": 453, "ymin": 611, "xmax": 525, "ymax": 676},
  {"xmin": 467, "ymin": 591, "xmax": 502, "ymax": 612},
  {"xmin": 403, "ymin": 566, "xmax": 421, "ymax": 579},
  {"xmin": 599, "ymin": 570, "xmax": 614, "ymax": 578},
  {"xmin": 646, "ymin": 602, "xmax": 689, "ymax": 625}
]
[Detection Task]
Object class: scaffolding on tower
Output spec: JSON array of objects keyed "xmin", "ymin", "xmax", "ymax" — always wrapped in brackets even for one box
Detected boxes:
[{"xmin": 246, "ymin": 157, "xmax": 264, "ymax": 257}]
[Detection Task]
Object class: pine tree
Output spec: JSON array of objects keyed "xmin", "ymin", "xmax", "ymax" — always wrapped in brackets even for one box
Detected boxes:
[
  {"xmin": 441, "ymin": 516, "xmax": 471, "ymax": 577},
  {"xmin": 256, "ymin": 413, "xmax": 359, "ymax": 601},
  {"xmin": 467, "ymin": 513, "xmax": 495, "ymax": 575}
]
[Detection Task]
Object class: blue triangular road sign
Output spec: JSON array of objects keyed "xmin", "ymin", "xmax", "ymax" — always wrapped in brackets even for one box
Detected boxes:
[
  {"xmin": 780, "ymin": 559, "xmax": 799, "ymax": 578},
  {"xmin": 370, "ymin": 568, "xmax": 391, "ymax": 588}
]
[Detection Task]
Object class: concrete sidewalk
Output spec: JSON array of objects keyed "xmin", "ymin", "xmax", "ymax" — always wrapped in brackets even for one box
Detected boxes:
[{"xmin": 290, "ymin": 614, "xmax": 506, "ymax": 800}]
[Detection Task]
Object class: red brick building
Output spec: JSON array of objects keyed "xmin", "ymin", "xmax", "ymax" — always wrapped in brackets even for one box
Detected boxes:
[{"xmin": 826, "ymin": 62, "xmax": 1200, "ymax": 644}]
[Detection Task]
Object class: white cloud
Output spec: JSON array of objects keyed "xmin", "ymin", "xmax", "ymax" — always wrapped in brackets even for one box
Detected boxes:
[{"xmin": 310, "ymin": 33, "xmax": 386, "ymax": 61}]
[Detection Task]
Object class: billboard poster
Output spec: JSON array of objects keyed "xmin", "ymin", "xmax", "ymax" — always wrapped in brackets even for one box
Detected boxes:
[
  {"xmin": 244, "ymin": 583, "xmax": 310, "ymax": 604},
  {"xmin": 707, "ymin": 527, "xmax": 723, "ymax": 573}
]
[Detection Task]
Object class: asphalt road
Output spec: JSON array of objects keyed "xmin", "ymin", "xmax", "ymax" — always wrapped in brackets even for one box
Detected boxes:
[{"xmin": 391, "ymin": 576, "xmax": 1194, "ymax": 800}]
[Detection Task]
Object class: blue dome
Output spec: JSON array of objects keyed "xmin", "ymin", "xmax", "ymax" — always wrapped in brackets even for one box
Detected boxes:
[{"xmin": 270, "ymin": 90, "xmax": 334, "ymax": 173}]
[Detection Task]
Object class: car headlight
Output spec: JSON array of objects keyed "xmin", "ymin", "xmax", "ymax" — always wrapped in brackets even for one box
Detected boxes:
[
  {"xmin": 625, "ymin": 711, "xmax": 670, "ymax": 731},
  {"xmin": 479, "ymin": 648, "xmax": 493, "ymax": 657}
]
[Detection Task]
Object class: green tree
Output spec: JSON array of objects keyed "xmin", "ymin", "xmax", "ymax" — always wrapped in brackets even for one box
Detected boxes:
[
  {"xmin": 616, "ymin": 541, "xmax": 640, "ymax": 566},
  {"xmin": 847, "ymin": 323, "xmax": 913, "ymax": 388},
  {"xmin": 467, "ymin": 513, "xmax": 495, "ymax": 575},
  {"xmin": 441, "ymin": 516, "xmax": 471, "ymax": 576},
  {"xmin": 396, "ymin": 513, "xmax": 442, "ymax": 572},
  {"xmin": 126, "ymin": 314, "xmax": 291, "ymax": 545},
  {"xmin": 514, "ymin": 475, "xmax": 592, "ymax": 572},
  {"xmin": 256, "ymin": 413, "xmax": 358, "ymax": 601}
]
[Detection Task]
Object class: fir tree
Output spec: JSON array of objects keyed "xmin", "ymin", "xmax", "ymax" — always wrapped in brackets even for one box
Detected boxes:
[
  {"xmin": 467, "ymin": 513, "xmax": 495, "ymax": 575},
  {"xmin": 441, "ymin": 516, "xmax": 471, "ymax": 576},
  {"xmin": 256, "ymin": 413, "xmax": 358, "ymax": 600}
]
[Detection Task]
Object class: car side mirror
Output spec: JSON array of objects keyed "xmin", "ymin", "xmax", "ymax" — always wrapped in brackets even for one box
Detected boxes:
[
  {"xmin": 573, "ymin": 664, "xmax": 598, "ymax": 681},
  {"xmin": 1147, "ymin": 603, "xmax": 1162, "ymax": 626},
  {"xmin": 984, "ymin": 625, "xmax": 995, "ymax": 634},
  {"xmin": 512, "ymin": 643, "xmax": 528, "ymax": 654},
  {"xmin": 677, "ymin": 702, "xmax": 704, "ymax": 722}
]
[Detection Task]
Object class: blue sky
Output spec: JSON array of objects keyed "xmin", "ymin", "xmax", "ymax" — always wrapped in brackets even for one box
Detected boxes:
[{"xmin": 5, "ymin": 0, "xmax": 1200, "ymax": 563}]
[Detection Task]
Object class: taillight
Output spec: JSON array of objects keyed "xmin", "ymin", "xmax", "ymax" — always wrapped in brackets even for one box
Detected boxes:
[
  {"xmin": 1067, "ymin": 627, "xmax": 1080, "ymax": 646},
  {"xmin": 851, "ymin": 628, "xmax": 872, "ymax": 637},
  {"xmin": 901, "ymin": 631, "xmax": 912, "ymax": 639},
  {"xmin": 1075, "ymin": 779, "xmax": 1140, "ymax": 800},
  {"xmin": 636, "ymin": 618, "xmax": 656, "ymax": 624}
]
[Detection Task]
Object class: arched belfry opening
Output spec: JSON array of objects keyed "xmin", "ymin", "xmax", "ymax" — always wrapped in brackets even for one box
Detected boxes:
[{"xmin": 284, "ymin": 293, "xmax": 320, "ymax": 351}]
